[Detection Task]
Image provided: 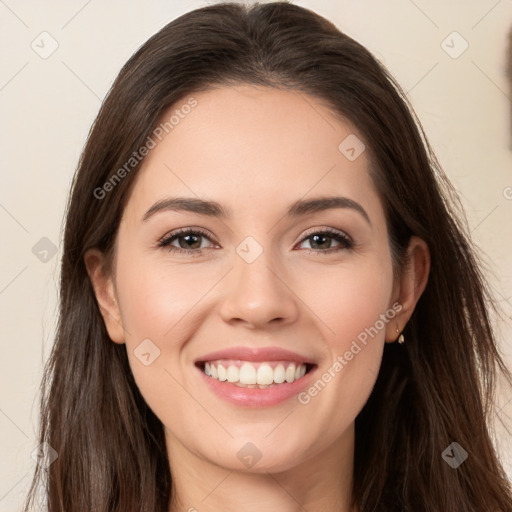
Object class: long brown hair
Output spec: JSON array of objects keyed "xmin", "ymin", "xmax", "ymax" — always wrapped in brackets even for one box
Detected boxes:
[{"xmin": 24, "ymin": 2, "xmax": 512, "ymax": 511}]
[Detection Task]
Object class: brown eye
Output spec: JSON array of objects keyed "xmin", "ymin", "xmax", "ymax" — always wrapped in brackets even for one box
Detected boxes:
[
  {"xmin": 158, "ymin": 228, "xmax": 215, "ymax": 255},
  {"xmin": 297, "ymin": 228, "xmax": 353, "ymax": 254}
]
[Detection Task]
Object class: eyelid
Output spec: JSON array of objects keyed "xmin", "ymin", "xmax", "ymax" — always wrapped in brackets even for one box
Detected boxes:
[
  {"xmin": 157, "ymin": 226, "xmax": 217, "ymax": 246},
  {"xmin": 157, "ymin": 225, "xmax": 354, "ymax": 255},
  {"xmin": 297, "ymin": 226, "xmax": 353, "ymax": 245}
]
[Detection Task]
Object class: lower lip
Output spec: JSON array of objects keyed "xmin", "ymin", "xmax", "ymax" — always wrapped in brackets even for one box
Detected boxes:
[{"xmin": 196, "ymin": 364, "xmax": 317, "ymax": 408}]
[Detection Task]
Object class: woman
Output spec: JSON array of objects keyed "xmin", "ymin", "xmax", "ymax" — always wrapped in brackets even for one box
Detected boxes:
[{"xmin": 24, "ymin": 2, "xmax": 512, "ymax": 511}]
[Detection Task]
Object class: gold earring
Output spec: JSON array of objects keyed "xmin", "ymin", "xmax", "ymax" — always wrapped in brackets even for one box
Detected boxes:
[{"xmin": 396, "ymin": 326, "xmax": 405, "ymax": 344}]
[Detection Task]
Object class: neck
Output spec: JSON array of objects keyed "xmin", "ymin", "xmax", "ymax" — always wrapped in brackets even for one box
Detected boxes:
[{"xmin": 167, "ymin": 424, "xmax": 356, "ymax": 512}]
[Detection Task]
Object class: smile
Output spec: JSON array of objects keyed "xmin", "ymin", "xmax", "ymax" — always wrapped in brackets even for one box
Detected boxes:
[
  {"xmin": 194, "ymin": 346, "xmax": 318, "ymax": 407},
  {"xmin": 201, "ymin": 360, "xmax": 310, "ymax": 387}
]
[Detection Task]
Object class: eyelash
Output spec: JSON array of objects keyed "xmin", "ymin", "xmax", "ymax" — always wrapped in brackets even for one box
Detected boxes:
[{"xmin": 157, "ymin": 227, "xmax": 354, "ymax": 256}]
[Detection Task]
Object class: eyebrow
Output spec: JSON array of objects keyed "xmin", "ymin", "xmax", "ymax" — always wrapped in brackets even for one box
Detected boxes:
[{"xmin": 142, "ymin": 195, "xmax": 371, "ymax": 226}]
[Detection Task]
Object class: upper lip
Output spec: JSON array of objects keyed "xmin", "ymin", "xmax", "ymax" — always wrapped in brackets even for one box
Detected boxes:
[{"xmin": 196, "ymin": 346, "xmax": 316, "ymax": 365}]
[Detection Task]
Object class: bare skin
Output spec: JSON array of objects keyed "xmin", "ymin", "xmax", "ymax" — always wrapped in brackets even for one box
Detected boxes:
[{"xmin": 86, "ymin": 85, "xmax": 430, "ymax": 512}]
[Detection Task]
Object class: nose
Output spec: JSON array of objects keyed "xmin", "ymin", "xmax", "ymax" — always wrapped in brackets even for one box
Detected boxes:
[{"xmin": 218, "ymin": 248, "xmax": 300, "ymax": 329}]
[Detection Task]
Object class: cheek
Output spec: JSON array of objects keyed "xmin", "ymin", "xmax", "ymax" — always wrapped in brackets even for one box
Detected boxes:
[
  {"xmin": 116, "ymin": 243, "xmax": 394, "ymax": 368},
  {"xmin": 295, "ymin": 258, "xmax": 394, "ymax": 429},
  {"xmin": 300, "ymin": 257, "xmax": 394, "ymax": 346},
  {"xmin": 113, "ymin": 254, "xmax": 211, "ymax": 428},
  {"xmin": 113, "ymin": 252, "xmax": 233, "ymax": 418},
  {"xmin": 115, "ymin": 253, "xmax": 211, "ymax": 340}
]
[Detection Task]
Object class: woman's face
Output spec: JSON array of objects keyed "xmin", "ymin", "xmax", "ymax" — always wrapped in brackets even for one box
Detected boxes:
[{"xmin": 90, "ymin": 85, "xmax": 419, "ymax": 474}]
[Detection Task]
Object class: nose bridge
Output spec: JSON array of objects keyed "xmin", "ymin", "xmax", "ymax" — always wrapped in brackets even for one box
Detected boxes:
[{"xmin": 218, "ymin": 236, "xmax": 299, "ymax": 327}]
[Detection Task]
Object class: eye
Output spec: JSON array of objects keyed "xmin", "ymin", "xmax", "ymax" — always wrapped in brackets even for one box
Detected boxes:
[
  {"xmin": 157, "ymin": 227, "xmax": 353, "ymax": 256},
  {"xmin": 296, "ymin": 228, "xmax": 353, "ymax": 254},
  {"xmin": 157, "ymin": 228, "xmax": 216, "ymax": 256}
]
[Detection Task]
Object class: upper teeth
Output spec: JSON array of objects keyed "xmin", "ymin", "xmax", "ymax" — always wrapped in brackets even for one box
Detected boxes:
[{"xmin": 204, "ymin": 361, "xmax": 307, "ymax": 385}]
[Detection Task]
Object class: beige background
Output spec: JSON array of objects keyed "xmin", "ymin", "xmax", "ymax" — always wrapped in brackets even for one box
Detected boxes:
[{"xmin": 1, "ymin": 0, "xmax": 511, "ymax": 509}]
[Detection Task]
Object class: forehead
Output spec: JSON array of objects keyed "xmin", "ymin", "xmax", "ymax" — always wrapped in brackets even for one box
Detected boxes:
[{"xmin": 124, "ymin": 85, "xmax": 383, "ymax": 224}]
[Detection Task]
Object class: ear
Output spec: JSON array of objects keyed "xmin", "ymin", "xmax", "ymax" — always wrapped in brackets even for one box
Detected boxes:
[
  {"xmin": 84, "ymin": 248, "xmax": 125, "ymax": 344},
  {"xmin": 385, "ymin": 236, "xmax": 430, "ymax": 343}
]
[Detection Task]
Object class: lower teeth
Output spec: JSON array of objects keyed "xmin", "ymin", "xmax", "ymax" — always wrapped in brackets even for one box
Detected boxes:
[{"xmin": 232, "ymin": 382, "xmax": 278, "ymax": 388}]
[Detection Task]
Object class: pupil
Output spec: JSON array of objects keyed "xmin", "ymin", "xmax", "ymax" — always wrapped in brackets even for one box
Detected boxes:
[
  {"xmin": 177, "ymin": 234, "xmax": 333, "ymax": 251},
  {"xmin": 180, "ymin": 234, "xmax": 200, "ymax": 249},
  {"xmin": 311, "ymin": 234, "xmax": 330, "ymax": 249}
]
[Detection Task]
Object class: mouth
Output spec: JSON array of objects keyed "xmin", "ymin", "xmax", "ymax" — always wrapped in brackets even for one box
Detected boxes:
[
  {"xmin": 193, "ymin": 346, "xmax": 318, "ymax": 407},
  {"xmin": 195, "ymin": 360, "xmax": 316, "ymax": 388}
]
